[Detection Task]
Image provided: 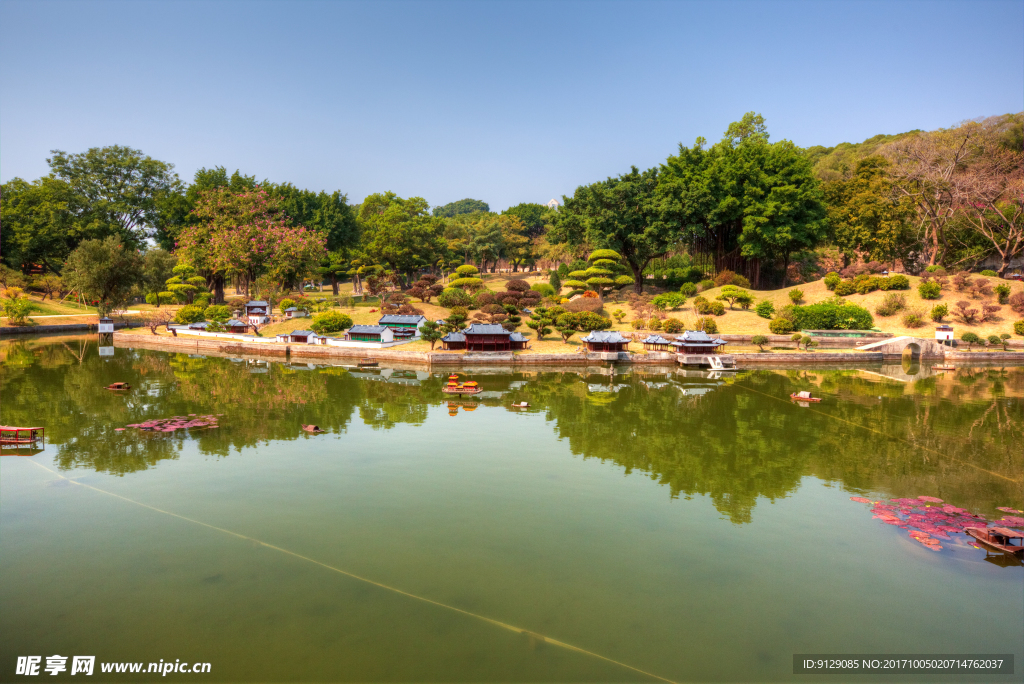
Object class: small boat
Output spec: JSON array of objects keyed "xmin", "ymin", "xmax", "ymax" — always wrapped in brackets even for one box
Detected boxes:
[
  {"xmin": 965, "ymin": 527, "xmax": 1024, "ymax": 558},
  {"xmin": 932, "ymin": 364, "xmax": 956, "ymax": 371},
  {"xmin": 0, "ymin": 425, "xmax": 45, "ymax": 446},
  {"xmin": 301, "ymin": 424, "xmax": 325, "ymax": 434},
  {"xmin": 790, "ymin": 391, "xmax": 821, "ymax": 403},
  {"xmin": 511, "ymin": 402, "xmax": 530, "ymax": 408},
  {"xmin": 358, "ymin": 358, "xmax": 378, "ymax": 367},
  {"xmin": 105, "ymin": 382, "xmax": 131, "ymax": 391}
]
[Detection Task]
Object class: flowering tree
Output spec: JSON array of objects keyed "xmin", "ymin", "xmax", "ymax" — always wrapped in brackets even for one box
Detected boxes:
[{"xmin": 176, "ymin": 187, "xmax": 326, "ymax": 298}]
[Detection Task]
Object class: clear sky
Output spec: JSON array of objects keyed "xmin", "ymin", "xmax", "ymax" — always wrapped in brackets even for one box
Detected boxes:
[{"xmin": 1, "ymin": 0, "xmax": 1021, "ymax": 211}]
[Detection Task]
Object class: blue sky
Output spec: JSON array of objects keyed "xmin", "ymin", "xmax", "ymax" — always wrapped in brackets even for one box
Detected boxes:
[{"xmin": 1, "ymin": 0, "xmax": 1021, "ymax": 211}]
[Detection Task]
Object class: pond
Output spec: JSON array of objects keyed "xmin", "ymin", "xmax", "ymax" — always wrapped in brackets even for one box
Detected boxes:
[{"xmin": 2, "ymin": 335, "xmax": 1022, "ymax": 682}]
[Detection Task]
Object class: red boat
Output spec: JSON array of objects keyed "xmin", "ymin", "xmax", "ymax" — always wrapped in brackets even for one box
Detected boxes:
[
  {"xmin": 965, "ymin": 527, "xmax": 1024, "ymax": 558},
  {"xmin": 1, "ymin": 426, "xmax": 45, "ymax": 447},
  {"xmin": 790, "ymin": 391, "xmax": 822, "ymax": 403}
]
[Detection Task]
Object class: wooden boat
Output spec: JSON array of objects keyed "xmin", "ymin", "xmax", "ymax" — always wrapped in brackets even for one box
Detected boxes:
[
  {"xmin": 0, "ymin": 426, "xmax": 45, "ymax": 445},
  {"xmin": 965, "ymin": 527, "xmax": 1024, "ymax": 558},
  {"xmin": 301, "ymin": 424, "xmax": 325, "ymax": 434},
  {"xmin": 357, "ymin": 358, "xmax": 378, "ymax": 367},
  {"xmin": 790, "ymin": 391, "xmax": 821, "ymax": 403},
  {"xmin": 931, "ymin": 364, "xmax": 956, "ymax": 371},
  {"xmin": 442, "ymin": 385, "xmax": 482, "ymax": 395},
  {"xmin": 511, "ymin": 402, "xmax": 530, "ymax": 408},
  {"xmin": 105, "ymin": 382, "xmax": 131, "ymax": 391}
]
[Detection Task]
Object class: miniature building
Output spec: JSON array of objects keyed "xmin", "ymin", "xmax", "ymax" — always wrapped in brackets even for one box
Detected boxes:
[
  {"xmin": 283, "ymin": 307, "xmax": 308, "ymax": 319},
  {"xmin": 441, "ymin": 331, "xmax": 466, "ymax": 350},
  {"xmin": 288, "ymin": 330, "xmax": 318, "ymax": 344},
  {"xmin": 347, "ymin": 325, "xmax": 394, "ymax": 343},
  {"xmin": 98, "ymin": 317, "xmax": 114, "ymax": 334},
  {"xmin": 463, "ymin": 323, "xmax": 526, "ymax": 352},
  {"xmin": 378, "ymin": 314, "xmax": 427, "ymax": 337},
  {"xmin": 641, "ymin": 334, "xmax": 673, "ymax": 352},
  {"xmin": 245, "ymin": 300, "xmax": 270, "ymax": 325},
  {"xmin": 187, "ymin": 321, "xmax": 210, "ymax": 330},
  {"xmin": 935, "ymin": 324, "xmax": 954, "ymax": 342},
  {"xmin": 580, "ymin": 330, "xmax": 630, "ymax": 352},
  {"xmin": 671, "ymin": 330, "xmax": 728, "ymax": 354},
  {"xmin": 226, "ymin": 319, "xmax": 251, "ymax": 334}
]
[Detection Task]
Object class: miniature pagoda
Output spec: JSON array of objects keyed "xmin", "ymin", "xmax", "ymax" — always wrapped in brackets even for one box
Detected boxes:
[
  {"xmin": 580, "ymin": 330, "xmax": 630, "ymax": 352},
  {"xmin": 671, "ymin": 330, "xmax": 728, "ymax": 354}
]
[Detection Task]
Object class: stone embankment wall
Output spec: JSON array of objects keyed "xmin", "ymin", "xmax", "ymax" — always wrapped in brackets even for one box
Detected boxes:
[
  {"xmin": 730, "ymin": 352, "xmax": 885, "ymax": 365},
  {"xmin": 943, "ymin": 351, "xmax": 1024, "ymax": 361},
  {"xmin": 1, "ymin": 321, "xmax": 129, "ymax": 335}
]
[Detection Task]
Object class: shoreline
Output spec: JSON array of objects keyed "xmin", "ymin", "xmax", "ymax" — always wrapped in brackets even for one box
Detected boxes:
[{"xmin": 110, "ymin": 332, "xmax": 1024, "ymax": 367}]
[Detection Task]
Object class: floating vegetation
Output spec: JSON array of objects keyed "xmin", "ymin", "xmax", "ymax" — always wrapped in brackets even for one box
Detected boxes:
[
  {"xmin": 850, "ymin": 495, "xmax": 1023, "ymax": 553},
  {"xmin": 116, "ymin": 415, "xmax": 222, "ymax": 433}
]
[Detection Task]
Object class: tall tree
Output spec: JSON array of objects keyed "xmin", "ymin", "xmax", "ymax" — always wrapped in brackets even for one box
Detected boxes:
[
  {"xmin": 552, "ymin": 166, "xmax": 673, "ymax": 294},
  {"xmin": 359, "ymin": 192, "xmax": 444, "ymax": 284},
  {"xmin": 501, "ymin": 203, "xmax": 553, "ymax": 237},
  {"xmin": 0, "ymin": 177, "xmax": 85, "ymax": 272},
  {"xmin": 62, "ymin": 236, "xmax": 143, "ymax": 315},
  {"xmin": 47, "ymin": 145, "xmax": 182, "ymax": 250}
]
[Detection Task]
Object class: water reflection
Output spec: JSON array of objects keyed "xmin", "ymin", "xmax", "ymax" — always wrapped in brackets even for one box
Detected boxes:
[{"xmin": 2, "ymin": 336, "xmax": 1021, "ymax": 523}]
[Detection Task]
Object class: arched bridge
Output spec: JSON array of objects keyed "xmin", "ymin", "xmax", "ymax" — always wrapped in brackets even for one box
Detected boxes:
[{"xmin": 856, "ymin": 336, "xmax": 946, "ymax": 359}]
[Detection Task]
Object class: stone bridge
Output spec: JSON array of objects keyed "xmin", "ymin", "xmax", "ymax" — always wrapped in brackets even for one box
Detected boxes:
[{"xmin": 856, "ymin": 336, "xmax": 946, "ymax": 359}]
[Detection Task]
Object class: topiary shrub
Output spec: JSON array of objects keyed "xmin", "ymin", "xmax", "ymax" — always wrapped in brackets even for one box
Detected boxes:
[
  {"xmin": 652, "ymin": 292, "xmax": 686, "ymax": 310},
  {"xmin": 173, "ymin": 304, "xmax": 207, "ymax": 324},
  {"xmin": 731, "ymin": 274, "xmax": 751, "ymax": 288},
  {"xmin": 694, "ymin": 316, "xmax": 718, "ymax": 334},
  {"xmin": 769, "ymin": 317, "xmax": 793, "ymax": 334},
  {"xmin": 788, "ymin": 288, "xmax": 804, "ymax": 304},
  {"xmin": 648, "ymin": 317, "xmax": 663, "ymax": 331},
  {"xmin": 918, "ymin": 282, "xmax": 942, "ymax": 299},
  {"xmin": 1010, "ymin": 291, "xmax": 1024, "ymax": 315},
  {"xmin": 980, "ymin": 269, "xmax": 998, "ymax": 277},
  {"xmin": 755, "ymin": 300, "xmax": 775, "ymax": 319},
  {"xmin": 662, "ymin": 318, "xmax": 684, "ymax": 334},
  {"xmin": 789, "ymin": 303, "xmax": 873, "ymax": 330},
  {"xmin": 455, "ymin": 264, "xmax": 479, "ymax": 277},
  {"xmin": 278, "ymin": 298, "xmax": 296, "ymax": 311},
  {"xmin": 506, "ymin": 279, "xmax": 530, "ymax": 292},
  {"xmin": 438, "ymin": 287, "xmax": 473, "ymax": 309},
  {"xmin": 960, "ymin": 332, "xmax": 980, "ymax": 350},
  {"xmin": 884, "ymin": 274, "xmax": 910, "ymax": 290},
  {"xmin": 205, "ymin": 304, "xmax": 232, "ymax": 323},
  {"xmin": 994, "ymin": 283, "xmax": 1011, "ymax": 304},
  {"xmin": 448, "ymin": 277, "xmax": 484, "ymax": 291},
  {"xmin": 145, "ymin": 292, "xmax": 176, "ymax": 306},
  {"xmin": 474, "ymin": 291, "xmax": 496, "ymax": 307},
  {"xmin": 930, "ymin": 304, "xmax": 948, "ymax": 322},
  {"xmin": 751, "ymin": 334, "xmax": 769, "ymax": 351},
  {"xmin": 310, "ymin": 311, "xmax": 353, "ymax": 335},
  {"xmin": 824, "ymin": 272, "xmax": 841, "ymax": 291},
  {"xmin": 1014, "ymin": 319, "xmax": 1024, "ymax": 336},
  {"xmin": 855, "ymin": 277, "xmax": 880, "ymax": 294},
  {"xmin": 679, "ymin": 282, "xmax": 697, "ymax": 297},
  {"xmin": 564, "ymin": 297, "xmax": 604, "ymax": 314},
  {"xmin": 698, "ymin": 279, "xmax": 715, "ymax": 292}
]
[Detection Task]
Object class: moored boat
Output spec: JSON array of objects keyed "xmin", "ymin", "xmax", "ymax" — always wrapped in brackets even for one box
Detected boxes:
[
  {"xmin": 965, "ymin": 526, "xmax": 1024, "ymax": 558},
  {"xmin": 0, "ymin": 426, "xmax": 45, "ymax": 445},
  {"xmin": 790, "ymin": 391, "xmax": 821, "ymax": 403}
]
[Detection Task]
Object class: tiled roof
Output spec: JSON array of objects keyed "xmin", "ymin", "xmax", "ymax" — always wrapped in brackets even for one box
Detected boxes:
[
  {"xmin": 245, "ymin": 300, "xmax": 268, "ymax": 307},
  {"xmin": 464, "ymin": 324, "xmax": 510, "ymax": 335},
  {"xmin": 379, "ymin": 315, "xmax": 426, "ymax": 324},
  {"xmin": 580, "ymin": 330, "xmax": 630, "ymax": 343},
  {"xmin": 442, "ymin": 332, "xmax": 466, "ymax": 342},
  {"xmin": 642, "ymin": 335, "xmax": 670, "ymax": 344},
  {"xmin": 349, "ymin": 325, "xmax": 388, "ymax": 334},
  {"xmin": 672, "ymin": 330, "xmax": 727, "ymax": 346},
  {"xmin": 284, "ymin": 307, "xmax": 297, "ymax": 312},
  {"xmin": 226, "ymin": 319, "xmax": 248, "ymax": 326},
  {"xmin": 509, "ymin": 332, "xmax": 528, "ymax": 342},
  {"xmin": 290, "ymin": 330, "xmax": 315, "ymax": 336}
]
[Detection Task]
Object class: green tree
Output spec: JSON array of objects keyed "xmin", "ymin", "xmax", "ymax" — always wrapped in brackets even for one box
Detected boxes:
[
  {"xmin": 0, "ymin": 176, "xmax": 86, "ymax": 273},
  {"xmin": 420, "ymin": 320, "xmax": 444, "ymax": 350},
  {"xmin": 62, "ymin": 236, "xmax": 143, "ymax": 315},
  {"xmin": 141, "ymin": 248, "xmax": 177, "ymax": 307},
  {"xmin": 47, "ymin": 145, "xmax": 183, "ymax": 249},
  {"xmin": 501, "ymin": 203, "xmax": 554, "ymax": 237},
  {"xmin": 359, "ymin": 192, "xmax": 444, "ymax": 284},
  {"xmin": 432, "ymin": 198, "xmax": 490, "ymax": 217},
  {"xmin": 553, "ymin": 166, "xmax": 675, "ymax": 294},
  {"xmin": 1, "ymin": 287, "xmax": 38, "ymax": 325},
  {"xmin": 310, "ymin": 311, "xmax": 353, "ymax": 335}
]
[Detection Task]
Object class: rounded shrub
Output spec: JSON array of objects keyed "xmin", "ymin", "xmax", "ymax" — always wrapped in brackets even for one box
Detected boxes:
[
  {"xmin": 885, "ymin": 274, "xmax": 910, "ymax": 290},
  {"xmin": 731, "ymin": 274, "xmax": 751, "ymax": 288},
  {"xmin": 455, "ymin": 264, "xmax": 479, "ymax": 276},
  {"xmin": 980, "ymin": 269, "xmax": 998, "ymax": 277},
  {"xmin": 834, "ymin": 280, "xmax": 857, "ymax": 296},
  {"xmin": 824, "ymin": 272, "xmax": 841, "ymax": 291},
  {"xmin": 310, "ymin": 311, "xmax": 353, "ymax": 335},
  {"xmin": 662, "ymin": 318, "xmax": 684, "ymax": 334},
  {"xmin": 901, "ymin": 310, "xmax": 925, "ymax": 328},
  {"xmin": 769, "ymin": 317, "xmax": 793, "ymax": 334},
  {"xmin": 278, "ymin": 298, "xmax": 296, "ymax": 311},
  {"xmin": 698, "ymin": 279, "xmax": 715, "ymax": 292},
  {"xmin": 694, "ymin": 316, "xmax": 718, "ymax": 334},
  {"xmin": 1014, "ymin": 320, "xmax": 1024, "ymax": 336},
  {"xmin": 205, "ymin": 304, "xmax": 232, "ymax": 323},
  {"xmin": 173, "ymin": 304, "xmax": 207, "ymax": 324},
  {"xmin": 145, "ymin": 291, "xmax": 176, "ymax": 306},
  {"xmin": 648, "ymin": 317, "xmax": 663, "ymax": 331},
  {"xmin": 679, "ymin": 282, "xmax": 698, "ymax": 297},
  {"xmin": 918, "ymin": 282, "xmax": 942, "ymax": 299},
  {"xmin": 994, "ymin": 283, "xmax": 1011, "ymax": 304},
  {"xmin": 531, "ymin": 283, "xmax": 555, "ymax": 298},
  {"xmin": 930, "ymin": 304, "xmax": 948, "ymax": 322},
  {"xmin": 788, "ymin": 288, "xmax": 804, "ymax": 304},
  {"xmin": 755, "ymin": 300, "xmax": 775, "ymax": 319},
  {"xmin": 438, "ymin": 287, "xmax": 473, "ymax": 309},
  {"xmin": 448, "ymin": 277, "xmax": 484, "ymax": 291}
]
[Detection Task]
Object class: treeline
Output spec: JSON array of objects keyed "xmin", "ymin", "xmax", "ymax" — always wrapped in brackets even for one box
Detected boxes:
[{"xmin": 1, "ymin": 111, "xmax": 1021, "ymax": 312}]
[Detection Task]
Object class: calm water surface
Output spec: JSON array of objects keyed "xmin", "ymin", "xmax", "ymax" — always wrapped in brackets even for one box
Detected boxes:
[{"xmin": 2, "ymin": 336, "xmax": 1022, "ymax": 682}]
